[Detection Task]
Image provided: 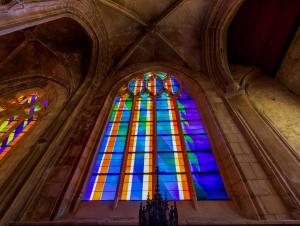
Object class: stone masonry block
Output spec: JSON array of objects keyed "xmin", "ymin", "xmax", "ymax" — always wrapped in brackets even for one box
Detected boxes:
[
  {"xmin": 247, "ymin": 180, "xmax": 276, "ymax": 196},
  {"xmin": 258, "ymin": 195, "xmax": 288, "ymax": 215}
]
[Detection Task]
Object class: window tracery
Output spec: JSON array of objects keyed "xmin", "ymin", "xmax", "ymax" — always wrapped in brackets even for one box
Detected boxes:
[{"xmin": 83, "ymin": 72, "xmax": 228, "ymax": 201}]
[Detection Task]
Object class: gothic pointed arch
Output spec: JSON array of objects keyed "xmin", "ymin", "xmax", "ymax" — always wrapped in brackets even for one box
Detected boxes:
[{"xmin": 83, "ymin": 71, "xmax": 228, "ymax": 203}]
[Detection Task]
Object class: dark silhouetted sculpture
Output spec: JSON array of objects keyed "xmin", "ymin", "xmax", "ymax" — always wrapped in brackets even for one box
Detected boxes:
[{"xmin": 139, "ymin": 167, "xmax": 178, "ymax": 226}]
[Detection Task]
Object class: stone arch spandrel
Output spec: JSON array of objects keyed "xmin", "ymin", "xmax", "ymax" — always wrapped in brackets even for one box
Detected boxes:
[
  {"xmin": 201, "ymin": 0, "xmax": 243, "ymax": 93},
  {"xmin": 0, "ymin": 0, "xmax": 110, "ymax": 85}
]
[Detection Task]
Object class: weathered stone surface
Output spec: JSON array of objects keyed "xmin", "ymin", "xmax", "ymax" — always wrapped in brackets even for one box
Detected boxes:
[
  {"xmin": 247, "ymin": 75, "xmax": 300, "ymax": 156},
  {"xmin": 277, "ymin": 27, "xmax": 300, "ymax": 96}
]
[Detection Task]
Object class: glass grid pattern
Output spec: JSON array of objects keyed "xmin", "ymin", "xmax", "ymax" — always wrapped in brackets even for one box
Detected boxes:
[
  {"xmin": 0, "ymin": 93, "xmax": 47, "ymax": 160},
  {"xmin": 83, "ymin": 72, "xmax": 228, "ymax": 201},
  {"xmin": 84, "ymin": 94, "xmax": 132, "ymax": 200},
  {"xmin": 177, "ymin": 92, "xmax": 228, "ymax": 200},
  {"xmin": 156, "ymin": 93, "xmax": 190, "ymax": 200},
  {"xmin": 121, "ymin": 94, "xmax": 154, "ymax": 200}
]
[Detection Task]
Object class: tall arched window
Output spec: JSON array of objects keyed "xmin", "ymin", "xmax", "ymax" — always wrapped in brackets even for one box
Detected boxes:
[
  {"xmin": 0, "ymin": 92, "xmax": 48, "ymax": 160},
  {"xmin": 83, "ymin": 72, "xmax": 228, "ymax": 201}
]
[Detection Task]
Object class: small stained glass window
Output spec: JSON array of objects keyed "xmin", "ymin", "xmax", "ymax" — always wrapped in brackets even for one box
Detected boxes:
[
  {"xmin": 0, "ymin": 92, "xmax": 48, "ymax": 160},
  {"xmin": 83, "ymin": 72, "xmax": 228, "ymax": 201}
]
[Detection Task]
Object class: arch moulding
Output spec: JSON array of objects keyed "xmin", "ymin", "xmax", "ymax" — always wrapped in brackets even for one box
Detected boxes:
[{"xmin": 53, "ymin": 63, "xmax": 276, "ymax": 223}]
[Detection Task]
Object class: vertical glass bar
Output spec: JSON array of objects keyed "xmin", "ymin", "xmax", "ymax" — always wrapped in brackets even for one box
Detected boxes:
[
  {"xmin": 164, "ymin": 75, "xmax": 180, "ymax": 94},
  {"xmin": 121, "ymin": 93, "xmax": 153, "ymax": 200},
  {"xmin": 146, "ymin": 76, "xmax": 163, "ymax": 96},
  {"xmin": 156, "ymin": 92, "xmax": 190, "ymax": 200},
  {"xmin": 177, "ymin": 92, "xmax": 228, "ymax": 200},
  {"xmin": 83, "ymin": 94, "xmax": 133, "ymax": 200}
]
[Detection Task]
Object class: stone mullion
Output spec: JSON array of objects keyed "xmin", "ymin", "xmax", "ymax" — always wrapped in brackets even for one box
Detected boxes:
[
  {"xmin": 113, "ymin": 97, "xmax": 135, "ymax": 209},
  {"xmin": 152, "ymin": 95, "xmax": 157, "ymax": 196},
  {"xmin": 173, "ymin": 95, "xmax": 198, "ymax": 209}
]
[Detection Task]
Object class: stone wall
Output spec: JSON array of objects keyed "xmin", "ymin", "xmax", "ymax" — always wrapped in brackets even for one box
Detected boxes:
[
  {"xmin": 247, "ymin": 75, "xmax": 300, "ymax": 157},
  {"xmin": 277, "ymin": 27, "xmax": 300, "ymax": 96}
]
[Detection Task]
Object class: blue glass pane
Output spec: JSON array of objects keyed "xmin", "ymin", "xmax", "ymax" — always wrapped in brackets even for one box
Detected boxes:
[
  {"xmin": 129, "ymin": 136, "xmax": 153, "ymax": 152},
  {"xmin": 156, "ymin": 92, "xmax": 170, "ymax": 100},
  {"xmin": 131, "ymin": 122, "xmax": 153, "ymax": 136},
  {"xmin": 123, "ymin": 174, "xmax": 152, "ymax": 200},
  {"xmin": 128, "ymin": 78, "xmax": 144, "ymax": 95},
  {"xmin": 165, "ymin": 75, "xmax": 180, "ymax": 94},
  {"xmin": 156, "ymin": 100, "xmax": 175, "ymax": 110},
  {"xmin": 157, "ymin": 121, "xmax": 180, "ymax": 135},
  {"xmin": 83, "ymin": 175, "xmax": 98, "ymax": 200},
  {"xmin": 101, "ymin": 192, "xmax": 117, "ymax": 200},
  {"xmin": 93, "ymin": 153, "xmax": 123, "ymax": 174},
  {"xmin": 109, "ymin": 110, "xmax": 131, "ymax": 122},
  {"xmin": 181, "ymin": 120, "xmax": 206, "ymax": 134},
  {"xmin": 192, "ymin": 174, "xmax": 228, "ymax": 200},
  {"xmin": 178, "ymin": 108, "xmax": 201, "ymax": 121},
  {"xmin": 187, "ymin": 152, "xmax": 219, "ymax": 173},
  {"xmin": 105, "ymin": 122, "xmax": 129, "ymax": 136},
  {"xmin": 99, "ymin": 136, "xmax": 126, "ymax": 153},
  {"xmin": 133, "ymin": 110, "xmax": 152, "ymax": 122},
  {"xmin": 135, "ymin": 101, "xmax": 153, "ymax": 111},
  {"xmin": 113, "ymin": 100, "xmax": 132, "ymax": 111},
  {"xmin": 158, "ymin": 174, "xmax": 189, "ymax": 200},
  {"xmin": 177, "ymin": 100, "xmax": 198, "ymax": 109},
  {"xmin": 158, "ymin": 152, "xmax": 185, "ymax": 173},
  {"xmin": 157, "ymin": 135, "xmax": 183, "ymax": 152},
  {"xmin": 146, "ymin": 77, "xmax": 163, "ymax": 95},
  {"xmin": 178, "ymin": 91, "xmax": 192, "ymax": 100},
  {"xmin": 156, "ymin": 110, "xmax": 173, "ymax": 121},
  {"xmin": 84, "ymin": 175, "xmax": 119, "ymax": 200},
  {"xmin": 127, "ymin": 153, "xmax": 153, "ymax": 173},
  {"xmin": 184, "ymin": 134, "xmax": 211, "ymax": 151}
]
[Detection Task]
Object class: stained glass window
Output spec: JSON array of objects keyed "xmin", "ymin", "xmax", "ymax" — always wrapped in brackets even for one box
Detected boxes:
[
  {"xmin": 0, "ymin": 92, "xmax": 48, "ymax": 160},
  {"xmin": 84, "ymin": 72, "xmax": 228, "ymax": 201}
]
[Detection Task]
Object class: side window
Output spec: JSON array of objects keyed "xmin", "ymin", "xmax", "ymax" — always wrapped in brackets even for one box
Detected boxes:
[{"xmin": 0, "ymin": 92, "xmax": 48, "ymax": 160}]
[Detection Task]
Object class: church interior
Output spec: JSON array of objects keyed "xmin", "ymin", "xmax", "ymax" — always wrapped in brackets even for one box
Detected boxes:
[{"xmin": 0, "ymin": 0, "xmax": 300, "ymax": 225}]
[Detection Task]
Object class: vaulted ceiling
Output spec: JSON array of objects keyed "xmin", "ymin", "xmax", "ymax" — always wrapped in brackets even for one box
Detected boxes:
[
  {"xmin": 0, "ymin": 18, "xmax": 91, "ymax": 92},
  {"xmin": 0, "ymin": 0, "xmax": 299, "ymax": 91},
  {"xmin": 97, "ymin": 0, "xmax": 212, "ymax": 73}
]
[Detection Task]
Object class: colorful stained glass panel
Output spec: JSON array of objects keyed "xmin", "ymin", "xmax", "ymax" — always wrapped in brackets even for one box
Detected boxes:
[
  {"xmin": 158, "ymin": 174, "xmax": 190, "ymax": 200},
  {"xmin": 177, "ymin": 92, "xmax": 228, "ymax": 200},
  {"xmin": 84, "ymin": 94, "xmax": 132, "ymax": 200},
  {"xmin": 121, "ymin": 94, "xmax": 154, "ymax": 200},
  {"xmin": 146, "ymin": 77, "xmax": 163, "ymax": 96},
  {"xmin": 84, "ymin": 73, "xmax": 228, "ymax": 202},
  {"xmin": 164, "ymin": 75, "xmax": 180, "ymax": 94},
  {"xmin": 192, "ymin": 174, "xmax": 228, "ymax": 200},
  {"xmin": 129, "ymin": 78, "xmax": 144, "ymax": 95}
]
